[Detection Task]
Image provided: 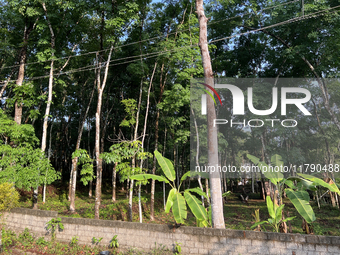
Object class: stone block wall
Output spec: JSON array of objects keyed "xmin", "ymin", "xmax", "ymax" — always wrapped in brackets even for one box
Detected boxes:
[{"xmin": 2, "ymin": 208, "xmax": 340, "ymax": 255}]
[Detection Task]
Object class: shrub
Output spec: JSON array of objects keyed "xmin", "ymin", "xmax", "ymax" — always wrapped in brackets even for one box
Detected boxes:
[{"xmin": 0, "ymin": 182, "xmax": 19, "ymax": 211}]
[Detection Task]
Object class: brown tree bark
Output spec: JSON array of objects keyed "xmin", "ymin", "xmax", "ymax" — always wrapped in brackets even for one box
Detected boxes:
[
  {"xmin": 14, "ymin": 17, "xmax": 37, "ymax": 124},
  {"xmin": 196, "ymin": 0, "xmax": 225, "ymax": 228}
]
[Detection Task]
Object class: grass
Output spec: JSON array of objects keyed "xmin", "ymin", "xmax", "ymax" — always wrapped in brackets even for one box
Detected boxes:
[{"xmin": 16, "ymin": 182, "xmax": 340, "ymax": 236}]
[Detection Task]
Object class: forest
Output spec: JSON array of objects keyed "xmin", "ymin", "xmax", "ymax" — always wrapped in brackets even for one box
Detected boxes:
[{"xmin": 0, "ymin": 0, "xmax": 340, "ymax": 234}]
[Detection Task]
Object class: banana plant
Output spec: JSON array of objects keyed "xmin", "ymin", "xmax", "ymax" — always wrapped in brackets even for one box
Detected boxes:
[
  {"xmin": 251, "ymin": 196, "xmax": 295, "ymax": 232},
  {"xmin": 247, "ymin": 154, "xmax": 340, "ymax": 224},
  {"xmin": 131, "ymin": 150, "xmax": 210, "ymax": 227}
]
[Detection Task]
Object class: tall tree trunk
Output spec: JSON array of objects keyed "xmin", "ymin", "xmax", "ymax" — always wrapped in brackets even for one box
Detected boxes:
[
  {"xmin": 14, "ymin": 16, "xmax": 38, "ymax": 124},
  {"xmin": 14, "ymin": 33, "xmax": 28, "ymax": 125},
  {"xmin": 162, "ymin": 125, "xmax": 167, "ymax": 209},
  {"xmin": 196, "ymin": 0, "xmax": 225, "ymax": 228},
  {"xmin": 88, "ymin": 118, "xmax": 93, "ymax": 198},
  {"xmin": 150, "ymin": 62, "xmax": 166, "ymax": 221},
  {"xmin": 94, "ymin": 46, "xmax": 113, "ymax": 220},
  {"xmin": 128, "ymin": 55, "xmax": 145, "ymax": 222},
  {"xmin": 150, "ymin": 109, "xmax": 160, "ymax": 221},
  {"xmin": 34, "ymin": 3, "xmax": 54, "ymax": 210},
  {"xmin": 138, "ymin": 62, "xmax": 156, "ymax": 220},
  {"xmin": 112, "ymin": 162, "xmax": 117, "ymax": 202},
  {"xmin": 192, "ymin": 108, "xmax": 205, "ymax": 206},
  {"xmin": 69, "ymin": 80, "xmax": 94, "ymax": 211},
  {"xmin": 43, "ymin": 120, "xmax": 54, "ymax": 203}
]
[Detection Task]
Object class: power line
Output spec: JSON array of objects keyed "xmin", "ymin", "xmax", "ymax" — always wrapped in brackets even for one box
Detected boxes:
[
  {"xmin": 210, "ymin": 4, "xmax": 340, "ymax": 44},
  {"xmin": 1, "ymin": 4, "xmax": 339, "ymax": 83},
  {"xmin": 0, "ymin": 0, "xmax": 301, "ymax": 71},
  {"xmin": 56, "ymin": 5, "xmax": 340, "ymax": 76},
  {"xmin": 208, "ymin": 0, "xmax": 300, "ymax": 26}
]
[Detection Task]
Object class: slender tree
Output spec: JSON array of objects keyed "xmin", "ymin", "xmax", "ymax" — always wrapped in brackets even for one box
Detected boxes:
[{"xmin": 196, "ymin": 0, "xmax": 225, "ymax": 228}]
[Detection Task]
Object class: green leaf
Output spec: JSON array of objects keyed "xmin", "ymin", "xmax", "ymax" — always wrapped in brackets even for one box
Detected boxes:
[
  {"xmin": 257, "ymin": 161, "xmax": 283, "ymax": 185},
  {"xmin": 184, "ymin": 191, "xmax": 208, "ymax": 225},
  {"xmin": 251, "ymin": 221, "xmax": 268, "ymax": 229},
  {"xmin": 196, "ymin": 219, "xmax": 206, "ymax": 228},
  {"xmin": 284, "ymin": 180, "xmax": 296, "ymax": 189},
  {"xmin": 285, "ymin": 189, "xmax": 316, "ymax": 223},
  {"xmin": 271, "ymin": 154, "xmax": 283, "ymax": 168},
  {"xmin": 247, "ymin": 154, "xmax": 260, "ymax": 165},
  {"xmin": 282, "ymin": 216, "xmax": 296, "ymax": 222},
  {"xmin": 266, "ymin": 196, "xmax": 275, "ymax": 219},
  {"xmin": 287, "ymin": 176, "xmax": 315, "ymax": 190},
  {"xmin": 297, "ymin": 173, "xmax": 340, "ymax": 195},
  {"xmin": 247, "ymin": 154, "xmax": 283, "ymax": 185},
  {"xmin": 186, "ymin": 187, "xmax": 208, "ymax": 199},
  {"xmin": 154, "ymin": 150, "xmax": 176, "ymax": 181},
  {"xmin": 222, "ymin": 191, "xmax": 232, "ymax": 197},
  {"xmin": 180, "ymin": 171, "xmax": 191, "ymax": 181},
  {"xmin": 172, "ymin": 193, "xmax": 187, "ymax": 224},
  {"xmin": 275, "ymin": 204, "xmax": 285, "ymax": 222},
  {"xmin": 130, "ymin": 174, "xmax": 169, "ymax": 183},
  {"xmin": 165, "ymin": 188, "xmax": 177, "ymax": 213}
]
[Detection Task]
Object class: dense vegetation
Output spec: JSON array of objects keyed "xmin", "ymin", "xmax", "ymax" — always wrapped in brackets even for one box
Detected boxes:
[{"xmin": 0, "ymin": 0, "xmax": 340, "ymax": 235}]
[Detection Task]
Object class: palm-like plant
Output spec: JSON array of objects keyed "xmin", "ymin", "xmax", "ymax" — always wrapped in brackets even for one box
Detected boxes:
[{"xmin": 131, "ymin": 150, "xmax": 210, "ymax": 227}]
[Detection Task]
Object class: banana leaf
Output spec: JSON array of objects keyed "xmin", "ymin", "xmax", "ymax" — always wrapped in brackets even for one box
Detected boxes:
[
  {"xmin": 271, "ymin": 154, "xmax": 284, "ymax": 168},
  {"xmin": 257, "ymin": 161, "xmax": 284, "ymax": 185},
  {"xmin": 298, "ymin": 173, "xmax": 340, "ymax": 195},
  {"xmin": 251, "ymin": 220, "xmax": 268, "ymax": 229},
  {"xmin": 286, "ymin": 189, "xmax": 316, "ymax": 223},
  {"xmin": 165, "ymin": 188, "xmax": 177, "ymax": 213},
  {"xmin": 266, "ymin": 196, "xmax": 275, "ymax": 219},
  {"xmin": 130, "ymin": 173, "xmax": 169, "ymax": 183},
  {"xmin": 186, "ymin": 187, "xmax": 208, "ymax": 199},
  {"xmin": 247, "ymin": 154, "xmax": 260, "ymax": 165},
  {"xmin": 184, "ymin": 191, "xmax": 209, "ymax": 226},
  {"xmin": 172, "ymin": 193, "xmax": 187, "ymax": 224},
  {"xmin": 154, "ymin": 150, "xmax": 176, "ymax": 181}
]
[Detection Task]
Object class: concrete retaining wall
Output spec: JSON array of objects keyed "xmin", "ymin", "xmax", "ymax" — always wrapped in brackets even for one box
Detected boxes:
[{"xmin": 2, "ymin": 208, "xmax": 340, "ymax": 255}]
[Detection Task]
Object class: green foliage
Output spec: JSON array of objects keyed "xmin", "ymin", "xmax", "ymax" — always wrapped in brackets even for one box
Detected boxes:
[
  {"xmin": 0, "ymin": 182, "xmax": 20, "ymax": 211},
  {"xmin": 18, "ymin": 228, "xmax": 34, "ymax": 247},
  {"xmin": 285, "ymin": 189, "xmax": 315, "ymax": 224},
  {"xmin": 36, "ymin": 236, "xmax": 49, "ymax": 246},
  {"xmin": 175, "ymin": 242, "xmax": 182, "ymax": 255},
  {"xmin": 92, "ymin": 237, "xmax": 103, "ymax": 245},
  {"xmin": 109, "ymin": 235, "xmax": 119, "ymax": 249},
  {"xmin": 222, "ymin": 191, "xmax": 232, "ymax": 198},
  {"xmin": 251, "ymin": 196, "xmax": 295, "ymax": 232},
  {"xmin": 72, "ymin": 149, "xmax": 94, "ymax": 186},
  {"xmin": 131, "ymin": 151, "xmax": 210, "ymax": 227},
  {"xmin": 120, "ymin": 99, "xmax": 137, "ymax": 127},
  {"xmin": 46, "ymin": 217, "xmax": 64, "ymax": 241},
  {"xmin": 0, "ymin": 110, "xmax": 60, "ymax": 190},
  {"xmin": 247, "ymin": 153, "xmax": 340, "ymax": 225},
  {"xmin": 252, "ymin": 209, "xmax": 261, "ymax": 231},
  {"xmin": 154, "ymin": 150, "xmax": 176, "ymax": 182},
  {"xmin": 1, "ymin": 228, "xmax": 17, "ymax": 251},
  {"xmin": 6, "ymin": 82, "xmax": 43, "ymax": 120},
  {"xmin": 101, "ymin": 140, "xmax": 151, "ymax": 183},
  {"xmin": 0, "ymin": 109, "xmax": 38, "ymax": 146},
  {"xmin": 70, "ymin": 236, "xmax": 79, "ymax": 247}
]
